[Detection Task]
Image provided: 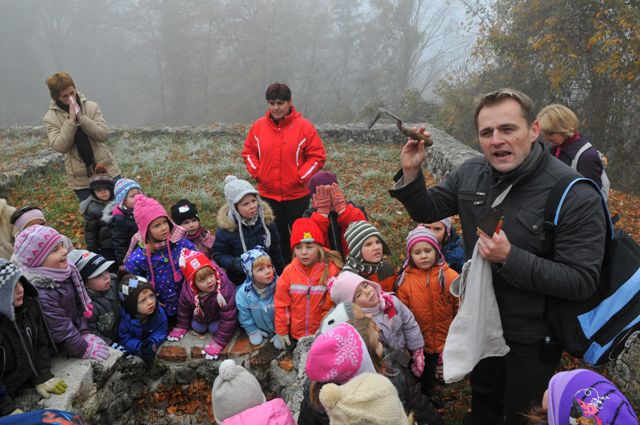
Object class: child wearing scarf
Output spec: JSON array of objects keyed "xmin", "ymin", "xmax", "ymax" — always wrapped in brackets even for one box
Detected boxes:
[
  {"xmin": 124, "ymin": 195, "xmax": 196, "ymax": 317},
  {"xmin": 13, "ymin": 225, "xmax": 109, "ymax": 361},
  {"xmin": 170, "ymin": 199, "xmax": 215, "ymax": 259},
  {"xmin": 168, "ymin": 249, "xmax": 237, "ymax": 360},
  {"xmin": 342, "ymin": 221, "xmax": 397, "ymax": 292}
]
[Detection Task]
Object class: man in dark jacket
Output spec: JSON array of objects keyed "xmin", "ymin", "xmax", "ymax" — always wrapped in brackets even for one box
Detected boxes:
[{"xmin": 389, "ymin": 89, "xmax": 607, "ymax": 425}]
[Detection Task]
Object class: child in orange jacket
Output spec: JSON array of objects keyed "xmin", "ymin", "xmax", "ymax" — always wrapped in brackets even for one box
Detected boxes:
[
  {"xmin": 273, "ymin": 218, "xmax": 342, "ymax": 348},
  {"xmin": 395, "ymin": 226, "xmax": 459, "ymax": 397}
]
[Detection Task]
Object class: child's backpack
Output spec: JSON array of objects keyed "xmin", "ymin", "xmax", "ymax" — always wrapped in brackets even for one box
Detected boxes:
[
  {"xmin": 570, "ymin": 142, "xmax": 610, "ymax": 202},
  {"xmin": 543, "ymin": 175, "xmax": 640, "ymax": 365}
]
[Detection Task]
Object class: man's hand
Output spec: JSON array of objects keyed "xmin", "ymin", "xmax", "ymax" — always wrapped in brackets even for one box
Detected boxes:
[
  {"xmin": 477, "ymin": 229, "xmax": 511, "ymax": 264},
  {"xmin": 400, "ymin": 127, "xmax": 430, "ymax": 183}
]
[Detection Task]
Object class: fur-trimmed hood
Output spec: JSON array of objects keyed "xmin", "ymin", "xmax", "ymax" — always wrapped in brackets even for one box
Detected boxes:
[{"xmin": 216, "ymin": 201, "xmax": 274, "ymax": 232}]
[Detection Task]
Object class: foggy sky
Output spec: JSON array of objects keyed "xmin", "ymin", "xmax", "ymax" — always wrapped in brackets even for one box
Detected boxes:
[{"xmin": 0, "ymin": 0, "xmax": 473, "ymax": 127}]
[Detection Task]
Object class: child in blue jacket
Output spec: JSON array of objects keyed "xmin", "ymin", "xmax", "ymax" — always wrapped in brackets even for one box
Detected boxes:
[
  {"xmin": 118, "ymin": 274, "xmax": 167, "ymax": 363},
  {"xmin": 124, "ymin": 195, "xmax": 196, "ymax": 317},
  {"xmin": 234, "ymin": 246, "xmax": 278, "ymax": 347}
]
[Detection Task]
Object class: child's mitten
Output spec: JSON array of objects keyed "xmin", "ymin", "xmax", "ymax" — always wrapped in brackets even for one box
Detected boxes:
[
  {"xmin": 35, "ymin": 377, "xmax": 68, "ymax": 399},
  {"xmin": 140, "ymin": 339, "xmax": 158, "ymax": 363},
  {"xmin": 167, "ymin": 327, "xmax": 188, "ymax": 341},
  {"xmin": 411, "ymin": 349, "xmax": 425, "ymax": 377},
  {"xmin": 83, "ymin": 339, "xmax": 110, "ymax": 361},
  {"xmin": 330, "ymin": 183, "xmax": 347, "ymax": 214},
  {"xmin": 202, "ymin": 340, "xmax": 223, "ymax": 360}
]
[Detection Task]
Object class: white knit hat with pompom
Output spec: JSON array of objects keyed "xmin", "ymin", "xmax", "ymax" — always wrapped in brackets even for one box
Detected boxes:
[
  {"xmin": 212, "ymin": 359, "xmax": 265, "ymax": 422},
  {"xmin": 319, "ymin": 373, "xmax": 408, "ymax": 425}
]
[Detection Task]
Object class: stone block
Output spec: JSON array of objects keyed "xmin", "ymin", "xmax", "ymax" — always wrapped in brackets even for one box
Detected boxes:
[{"xmin": 158, "ymin": 346, "xmax": 188, "ymax": 362}]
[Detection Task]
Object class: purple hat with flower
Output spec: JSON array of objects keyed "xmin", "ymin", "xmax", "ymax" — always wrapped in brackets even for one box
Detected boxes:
[{"xmin": 547, "ymin": 369, "xmax": 638, "ymax": 425}]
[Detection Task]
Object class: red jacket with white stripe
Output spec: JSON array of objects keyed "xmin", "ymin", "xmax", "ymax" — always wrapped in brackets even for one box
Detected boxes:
[
  {"xmin": 242, "ymin": 105, "xmax": 326, "ymax": 201},
  {"xmin": 274, "ymin": 254, "xmax": 339, "ymax": 339}
]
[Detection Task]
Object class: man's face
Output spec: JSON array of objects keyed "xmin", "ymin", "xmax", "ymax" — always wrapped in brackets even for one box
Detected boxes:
[{"xmin": 477, "ymin": 99, "xmax": 540, "ymax": 173}]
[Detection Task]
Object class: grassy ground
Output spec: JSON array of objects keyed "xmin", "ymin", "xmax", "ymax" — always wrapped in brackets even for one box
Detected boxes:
[{"xmin": 6, "ymin": 131, "xmax": 640, "ymax": 424}]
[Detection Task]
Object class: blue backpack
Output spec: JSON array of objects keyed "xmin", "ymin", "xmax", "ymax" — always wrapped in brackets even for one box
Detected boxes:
[{"xmin": 543, "ymin": 176, "xmax": 640, "ymax": 365}]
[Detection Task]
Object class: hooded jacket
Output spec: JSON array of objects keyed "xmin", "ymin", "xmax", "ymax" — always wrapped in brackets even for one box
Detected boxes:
[
  {"xmin": 106, "ymin": 202, "xmax": 138, "ymax": 265},
  {"xmin": 42, "ymin": 92, "xmax": 120, "ymax": 190},
  {"xmin": 213, "ymin": 202, "xmax": 284, "ymax": 284},
  {"xmin": 0, "ymin": 200, "xmax": 15, "ymax": 261},
  {"xmin": 220, "ymin": 398, "xmax": 295, "ymax": 425},
  {"xmin": 241, "ymin": 105, "xmax": 326, "ymax": 201},
  {"xmin": 396, "ymin": 263, "xmax": 459, "ymax": 354},
  {"xmin": 26, "ymin": 273, "xmax": 89, "ymax": 358},
  {"xmin": 0, "ymin": 273, "xmax": 55, "ymax": 416},
  {"xmin": 85, "ymin": 274, "xmax": 120, "ymax": 345},
  {"xmin": 390, "ymin": 141, "xmax": 607, "ymax": 344},
  {"xmin": 175, "ymin": 263, "xmax": 237, "ymax": 347},
  {"xmin": 118, "ymin": 306, "xmax": 168, "ymax": 356},
  {"xmin": 235, "ymin": 249, "xmax": 277, "ymax": 336},
  {"xmin": 79, "ymin": 195, "xmax": 114, "ymax": 257},
  {"xmin": 274, "ymin": 255, "xmax": 339, "ymax": 339}
]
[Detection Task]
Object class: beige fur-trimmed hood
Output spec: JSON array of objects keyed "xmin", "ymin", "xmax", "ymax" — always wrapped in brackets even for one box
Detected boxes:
[{"xmin": 216, "ymin": 200, "xmax": 275, "ymax": 232}]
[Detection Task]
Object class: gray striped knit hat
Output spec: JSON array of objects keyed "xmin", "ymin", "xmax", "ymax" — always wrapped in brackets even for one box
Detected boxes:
[{"xmin": 345, "ymin": 221, "xmax": 391, "ymax": 258}]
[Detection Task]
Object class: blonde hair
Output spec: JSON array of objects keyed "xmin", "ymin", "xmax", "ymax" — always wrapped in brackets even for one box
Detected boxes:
[
  {"xmin": 252, "ymin": 255, "xmax": 272, "ymax": 269},
  {"xmin": 537, "ymin": 104, "xmax": 579, "ymax": 138},
  {"xmin": 318, "ymin": 247, "xmax": 344, "ymax": 286},
  {"xmin": 45, "ymin": 72, "xmax": 75, "ymax": 100}
]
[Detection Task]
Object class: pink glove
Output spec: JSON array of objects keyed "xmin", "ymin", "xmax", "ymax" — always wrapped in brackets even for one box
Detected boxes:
[
  {"xmin": 202, "ymin": 340, "xmax": 223, "ymax": 360},
  {"xmin": 83, "ymin": 339, "xmax": 109, "ymax": 361},
  {"xmin": 312, "ymin": 185, "xmax": 331, "ymax": 216},
  {"xmin": 411, "ymin": 349, "xmax": 425, "ymax": 377},
  {"xmin": 330, "ymin": 183, "xmax": 347, "ymax": 214},
  {"xmin": 82, "ymin": 333, "xmax": 106, "ymax": 346},
  {"xmin": 167, "ymin": 327, "xmax": 188, "ymax": 342}
]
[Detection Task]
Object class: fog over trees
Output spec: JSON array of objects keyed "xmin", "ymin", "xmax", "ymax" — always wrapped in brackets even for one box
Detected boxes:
[
  {"xmin": 2, "ymin": 0, "xmax": 637, "ymax": 192},
  {"xmin": 0, "ymin": 0, "xmax": 470, "ymax": 126}
]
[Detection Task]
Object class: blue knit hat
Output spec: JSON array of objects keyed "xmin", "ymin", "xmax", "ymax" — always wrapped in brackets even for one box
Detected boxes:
[
  {"xmin": 240, "ymin": 246, "xmax": 277, "ymax": 286},
  {"xmin": 114, "ymin": 178, "xmax": 142, "ymax": 206}
]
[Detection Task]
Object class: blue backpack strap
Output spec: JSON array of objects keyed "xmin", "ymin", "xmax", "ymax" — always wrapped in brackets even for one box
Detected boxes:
[{"xmin": 543, "ymin": 176, "xmax": 614, "ymax": 254}]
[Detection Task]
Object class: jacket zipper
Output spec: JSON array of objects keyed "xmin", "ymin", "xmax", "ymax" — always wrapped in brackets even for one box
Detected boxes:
[{"xmin": 428, "ymin": 274, "xmax": 437, "ymax": 351}]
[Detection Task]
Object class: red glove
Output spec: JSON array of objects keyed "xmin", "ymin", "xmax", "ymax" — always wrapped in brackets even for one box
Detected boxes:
[
  {"xmin": 330, "ymin": 183, "xmax": 347, "ymax": 215},
  {"xmin": 312, "ymin": 185, "xmax": 332, "ymax": 216},
  {"xmin": 411, "ymin": 349, "xmax": 425, "ymax": 377}
]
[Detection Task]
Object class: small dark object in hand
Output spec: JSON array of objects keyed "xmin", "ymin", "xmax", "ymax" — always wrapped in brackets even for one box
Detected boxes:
[{"xmin": 368, "ymin": 107, "xmax": 433, "ymax": 146}]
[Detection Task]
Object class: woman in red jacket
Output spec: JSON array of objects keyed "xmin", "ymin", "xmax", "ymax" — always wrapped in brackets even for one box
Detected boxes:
[{"xmin": 242, "ymin": 83, "xmax": 326, "ymax": 262}]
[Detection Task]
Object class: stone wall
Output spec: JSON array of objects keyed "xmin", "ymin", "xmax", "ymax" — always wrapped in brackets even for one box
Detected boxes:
[{"xmin": 0, "ymin": 124, "xmax": 480, "ymax": 194}]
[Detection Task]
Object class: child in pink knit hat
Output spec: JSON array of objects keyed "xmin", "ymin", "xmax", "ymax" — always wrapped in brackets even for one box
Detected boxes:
[
  {"xmin": 395, "ymin": 226, "xmax": 458, "ymax": 398},
  {"xmin": 329, "ymin": 271, "xmax": 425, "ymax": 376},
  {"xmin": 168, "ymin": 248, "xmax": 237, "ymax": 360},
  {"xmin": 299, "ymin": 319, "xmax": 385, "ymax": 423},
  {"xmin": 13, "ymin": 225, "xmax": 110, "ymax": 361},
  {"xmin": 124, "ymin": 195, "xmax": 197, "ymax": 317}
]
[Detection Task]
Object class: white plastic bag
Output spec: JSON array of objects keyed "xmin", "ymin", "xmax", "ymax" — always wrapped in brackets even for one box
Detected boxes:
[{"xmin": 443, "ymin": 240, "xmax": 510, "ymax": 383}]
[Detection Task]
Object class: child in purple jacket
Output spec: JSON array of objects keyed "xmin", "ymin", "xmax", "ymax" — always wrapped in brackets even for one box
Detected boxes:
[
  {"xmin": 12, "ymin": 225, "xmax": 109, "ymax": 361},
  {"xmin": 124, "ymin": 195, "xmax": 196, "ymax": 317},
  {"xmin": 168, "ymin": 248, "xmax": 236, "ymax": 360}
]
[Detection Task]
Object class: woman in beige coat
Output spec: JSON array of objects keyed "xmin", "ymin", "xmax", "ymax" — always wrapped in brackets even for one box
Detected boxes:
[{"xmin": 43, "ymin": 72, "xmax": 121, "ymax": 201}]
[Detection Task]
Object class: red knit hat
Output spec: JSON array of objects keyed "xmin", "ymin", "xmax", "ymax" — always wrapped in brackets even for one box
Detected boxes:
[
  {"xmin": 178, "ymin": 248, "xmax": 226, "ymax": 314},
  {"xmin": 290, "ymin": 218, "xmax": 326, "ymax": 250}
]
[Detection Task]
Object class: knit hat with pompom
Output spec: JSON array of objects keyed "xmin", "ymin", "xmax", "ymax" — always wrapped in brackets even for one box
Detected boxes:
[
  {"xmin": 212, "ymin": 359, "xmax": 265, "ymax": 422},
  {"xmin": 319, "ymin": 373, "xmax": 408, "ymax": 425}
]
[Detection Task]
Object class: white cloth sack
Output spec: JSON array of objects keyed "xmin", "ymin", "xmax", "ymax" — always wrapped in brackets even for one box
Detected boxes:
[{"xmin": 443, "ymin": 240, "xmax": 510, "ymax": 383}]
